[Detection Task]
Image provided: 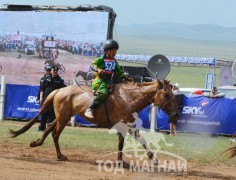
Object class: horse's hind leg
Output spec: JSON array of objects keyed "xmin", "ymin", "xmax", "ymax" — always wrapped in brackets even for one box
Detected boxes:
[
  {"xmin": 118, "ymin": 132, "xmax": 124, "ymax": 161},
  {"xmin": 52, "ymin": 118, "xmax": 68, "ymax": 161},
  {"xmin": 30, "ymin": 120, "xmax": 56, "ymax": 147}
]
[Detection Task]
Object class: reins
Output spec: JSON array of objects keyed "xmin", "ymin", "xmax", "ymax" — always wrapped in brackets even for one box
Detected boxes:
[
  {"xmin": 161, "ymin": 96, "xmax": 175, "ymax": 109},
  {"xmin": 74, "ymin": 78, "xmax": 92, "ymax": 93},
  {"xmin": 147, "ymin": 87, "xmax": 175, "ymax": 111}
]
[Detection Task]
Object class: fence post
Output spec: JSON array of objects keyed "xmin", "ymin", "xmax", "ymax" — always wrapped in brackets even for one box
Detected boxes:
[
  {"xmin": 150, "ymin": 104, "xmax": 157, "ymax": 132},
  {"xmin": 0, "ymin": 75, "xmax": 6, "ymax": 120},
  {"xmin": 70, "ymin": 79, "xmax": 76, "ymax": 127}
]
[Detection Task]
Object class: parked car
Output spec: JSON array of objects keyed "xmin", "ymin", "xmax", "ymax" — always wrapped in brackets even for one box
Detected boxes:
[{"xmin": 218, "ymin": 86, "xmax": 236, "ymax": 98}]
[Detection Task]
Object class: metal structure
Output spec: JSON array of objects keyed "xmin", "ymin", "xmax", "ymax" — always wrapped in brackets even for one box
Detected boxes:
[
  {"xmin": 146, "ymin": 54, "xmax": 171, "ymax": 132},
  {"xmin": 0, "ymin": 4, "xmax": 116, "ymax": 40}
]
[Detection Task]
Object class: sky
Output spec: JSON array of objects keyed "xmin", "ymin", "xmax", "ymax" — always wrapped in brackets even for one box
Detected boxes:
[{"xmin": 1, "ymin": 0, "xmax": 236, "ymax": 27}]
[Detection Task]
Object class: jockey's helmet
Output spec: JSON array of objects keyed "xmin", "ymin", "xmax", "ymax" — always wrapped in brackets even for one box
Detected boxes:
[{"xmin": 103, "ymin": 39, "xmax": 119, "ymax": 52}]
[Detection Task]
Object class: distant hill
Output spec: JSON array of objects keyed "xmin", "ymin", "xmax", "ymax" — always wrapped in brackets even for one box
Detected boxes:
[
  {"xmin": 116, "ymin": 22, "xmax": 236, "ymax": 41},
  {"xmin": 115, "ymin": 22, "xmax": 236, "ymax": 60}
]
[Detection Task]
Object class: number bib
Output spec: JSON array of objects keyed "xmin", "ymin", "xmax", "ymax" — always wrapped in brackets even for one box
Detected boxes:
[{"xmin": 103, "ymin": 58, "xmax": 116, "ymax": 74}]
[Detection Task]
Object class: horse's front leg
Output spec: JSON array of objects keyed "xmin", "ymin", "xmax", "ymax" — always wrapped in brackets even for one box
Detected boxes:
[
  {"xmin": 117, "ymin": 132, "xmax": 124, "ymax": 161},
  {"xmin": 52, "ymin": 118, "xmax": 68, "ymax": 161}
]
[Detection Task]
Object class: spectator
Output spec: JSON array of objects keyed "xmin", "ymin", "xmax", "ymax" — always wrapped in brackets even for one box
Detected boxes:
[
  {"xmin": 37, "ymin": 65, "xmax": 52, "ymax": 105},
  {"xmin": 172, "ymin": 83, "xmax": 182, "ymax": 95},
  {"xmin": 203, "ymin": 86, "xmax": 225, "ymax": 98},
  {"xmin": 38, "ymin": 65, "xmax": 52, "ymax": 131},
  {"xmin": 170, "ymin": 83, "xmax": 183, "ymax": 136}
]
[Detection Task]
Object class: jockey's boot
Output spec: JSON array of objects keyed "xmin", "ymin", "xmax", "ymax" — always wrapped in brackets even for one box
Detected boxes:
[
  {"xmin": 85, "ymin": 95, "xmax": 102, "ymax": 118},
  {"xmin": 84, "ymin": 108, "xmax": 94, "ymax": 119}
]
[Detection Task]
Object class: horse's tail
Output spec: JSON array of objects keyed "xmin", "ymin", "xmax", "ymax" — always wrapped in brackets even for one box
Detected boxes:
[
  {"xmin": 9, "ymin": 89, "xmax": 60, "ymax": 138},
  {"xmin": 223, "ymin": 146, "xmax": 236, "ymax": 158}
]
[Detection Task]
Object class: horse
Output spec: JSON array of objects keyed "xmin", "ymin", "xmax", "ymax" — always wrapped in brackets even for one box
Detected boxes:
[
  {"xmin": 9, "ymin": 80, "xmax": 180, "ymax": 161},
  {"xmin": 75, "ymin": 70, "xmax": 95, "ymax": 81}
]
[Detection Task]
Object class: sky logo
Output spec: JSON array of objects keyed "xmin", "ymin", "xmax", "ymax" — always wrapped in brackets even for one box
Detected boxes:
[
  {"xmin": 27, "ymin": 96, "xmax": 39, "ymax": 104},
  {"xmin": 182, "ymin": 106, "xmax": 204, "ymax": 115}
]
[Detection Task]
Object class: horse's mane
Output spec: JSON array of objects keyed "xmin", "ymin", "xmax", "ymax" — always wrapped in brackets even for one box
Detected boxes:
[{"xmin": 116, "ymin": 81, "xmax": 157, "ymax": 93}]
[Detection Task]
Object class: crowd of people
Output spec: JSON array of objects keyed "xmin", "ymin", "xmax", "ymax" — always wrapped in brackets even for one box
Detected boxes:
[{"xmin": 0, "ymin": 34, "xmax": 104, "ymax": 57}]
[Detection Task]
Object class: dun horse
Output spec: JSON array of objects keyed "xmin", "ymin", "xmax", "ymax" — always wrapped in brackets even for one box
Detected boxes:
[{"xmin": 9, "ymin": 80, "xmax": 180, "ymax": 161}]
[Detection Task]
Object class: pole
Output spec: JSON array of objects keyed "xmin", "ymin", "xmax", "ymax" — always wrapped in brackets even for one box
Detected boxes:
[
  {"xmin": 70, "ymin": 79, "xmax": 76, "ymax": 126},
  {"xmin": 0, "ymin": 75, "xmax": 5, "ymax": 120},
  {"xmin": 150, "ymin": 104, "xmax": 157, "ymax": 132}
]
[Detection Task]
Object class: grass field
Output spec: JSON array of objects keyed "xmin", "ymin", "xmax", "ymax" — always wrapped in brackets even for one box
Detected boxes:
[{"xmin": 1, "ymin": 120, "xmax": 236, "ymax": 166}]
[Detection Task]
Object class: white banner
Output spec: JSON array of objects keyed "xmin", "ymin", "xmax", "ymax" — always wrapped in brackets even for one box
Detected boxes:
[
  {"xmin": 115, "ymin": 54, "xmax": 216, "ymax": 65},
  {"xmin": 220, "ymin": 66, "xmax": 233, "ymax": 86}
]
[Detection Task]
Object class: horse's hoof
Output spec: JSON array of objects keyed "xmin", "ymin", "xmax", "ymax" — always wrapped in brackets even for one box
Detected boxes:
[
  {"xmin": 58, "ymin": 154, "xmax": 68, "ymax": 161},
  {"xmin": 147, "ymin": 151, "xmax": 154, "ymax": 159},
  {"xmin": 123, "ymin": 161, "xmax": 130, "ymax": 169},
  {"xmin": 30, "ymin": 141, "xmax": 37, "ymax": 147}
]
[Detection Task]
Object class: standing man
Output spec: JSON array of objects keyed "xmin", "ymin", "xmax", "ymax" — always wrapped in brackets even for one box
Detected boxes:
[
  {"xmin": 38, "ymin": 65, "xmax": 66, "ymax": 131},
  {"xmin": 38, "ymin": 65, "xmax": 52, "ymax": 131},
  {"xmin": 38, "ymin": 65, "xmax": 52, "ymax": 105},
  {"xmin": 84, "ymin": 39, "xmax": 128, "ymax": 119}
]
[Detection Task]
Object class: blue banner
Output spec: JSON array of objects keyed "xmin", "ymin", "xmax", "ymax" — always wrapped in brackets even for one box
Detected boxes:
[
  {"xmin": 3, "ymin": 84, "xmax": 236, "ymax": 134},
  {"xmin": 150, "ymin": 96, "xmax": 236, "ymax": 135},
  {"xmin": 177, "ymin": 96, "xmax": 236, "ymax": 134},
  {"xmin": 4, "ymin": 84, "xmax": 40, "ymax": 120}
]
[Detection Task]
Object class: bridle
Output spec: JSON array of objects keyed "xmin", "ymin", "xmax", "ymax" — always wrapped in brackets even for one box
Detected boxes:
[
  {"xmin": 161, "ymin": 96, "xmax": 175, "ymax": 109},
  {"xmin": 148, "ymin": 88, "xmax": 176, "ymax": 115}
]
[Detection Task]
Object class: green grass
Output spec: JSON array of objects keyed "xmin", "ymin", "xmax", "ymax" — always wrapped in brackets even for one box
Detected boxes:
[
  {"xmin": 167, "ymin": 66, "xmax": 221, "ymax": 88},
  {"xmin": 1, "ymin": 121, "xmax": 236, "ymax": 166}
]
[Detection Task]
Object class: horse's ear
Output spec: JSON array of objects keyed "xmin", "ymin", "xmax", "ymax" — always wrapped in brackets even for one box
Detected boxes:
[
  {"xmin": 157, "ymin": 79, "xmax": 163, "ymax": 90},
  {"xmin": 163, "ymin": 79, "xmax": 170, "ymax": 86}
]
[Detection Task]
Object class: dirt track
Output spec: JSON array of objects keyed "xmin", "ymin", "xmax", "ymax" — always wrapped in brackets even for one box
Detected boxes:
[{"xmin": 0, "ymin": 135, "xmax": 235, "ymax": 180}]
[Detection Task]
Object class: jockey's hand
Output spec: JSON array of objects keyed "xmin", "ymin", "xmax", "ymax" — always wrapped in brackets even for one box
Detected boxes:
[
  {"xmin": 98, "ymin": 69, "xmax": 104, "ymax": 74},
  {"xmin": 126, "ymin": 77, "xmax": 133, "ymax": 82},
  {"xmin": 124, "ymin": 73, "xmax": 133, "ymax": 82}
]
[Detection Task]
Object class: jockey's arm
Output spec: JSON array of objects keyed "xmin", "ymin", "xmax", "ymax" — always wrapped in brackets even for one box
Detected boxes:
[
  {"xmin": 90, "ymin": 57, "xmax": 104, "ymax": 74},
  {"xmin": 114, "ymin": 61, "xmax": 126, "ymax": 79}
]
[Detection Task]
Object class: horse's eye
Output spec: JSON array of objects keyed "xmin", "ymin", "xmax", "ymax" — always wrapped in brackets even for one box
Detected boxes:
[{"xmin": 164, "ymin": 93, "xmax": 169, "ymax": 98}]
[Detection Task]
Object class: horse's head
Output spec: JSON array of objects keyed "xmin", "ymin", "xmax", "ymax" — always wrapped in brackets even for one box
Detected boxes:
[{"xmin": 152, "ymin": 79, "xmax": 180, "ymax": 123}]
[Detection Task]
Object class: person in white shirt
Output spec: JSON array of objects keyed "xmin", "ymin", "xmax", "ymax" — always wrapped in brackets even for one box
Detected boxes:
[{"xmin": 172, "ymin": 83, "xmax": 182, "ymax": 95}]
